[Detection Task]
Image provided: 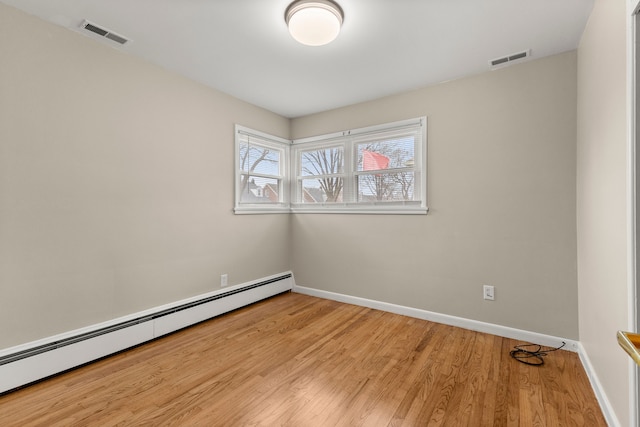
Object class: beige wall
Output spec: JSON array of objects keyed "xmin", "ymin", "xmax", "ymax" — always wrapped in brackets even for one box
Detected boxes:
[
  {"xmin": 291, "ymin": 52, "xmax": 579, "ymax": 339},
  {"xmin": 0, "ymin": 4, "xmax": 290, "ymax": 348},
  {"xmin": 577, "ymin": 0, "xmax": 630, "ymax": 425}
]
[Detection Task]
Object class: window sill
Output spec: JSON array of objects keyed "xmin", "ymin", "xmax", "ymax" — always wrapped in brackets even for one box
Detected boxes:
[
  {"xmin": 234, "ymin": 204, "xmax": 429, "ymax": 215},
  {"xmin": 290, "ymin": 206, "xmax": 429, "ymax": 215},
  {"xmin": 234, "ymin": 207, "xmax": 291, "ymax": 215}
]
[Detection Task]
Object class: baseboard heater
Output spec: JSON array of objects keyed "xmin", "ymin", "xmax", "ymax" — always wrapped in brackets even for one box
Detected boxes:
[{"xmin": 0, "ymin": 272, "xmax": 294, "ymax": 394}]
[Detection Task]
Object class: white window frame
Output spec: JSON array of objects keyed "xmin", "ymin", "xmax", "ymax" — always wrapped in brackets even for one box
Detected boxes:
[
  {"xmin": 291, "ymin": 117, "xmax": 428, "ymax": 214},
  {"xmin": 233, "ymin": 117, "xmax": 427, "ymax": 215},
  {"xmin": 234, "ymin": 125, "xmax": 291, "ymax": 214}
]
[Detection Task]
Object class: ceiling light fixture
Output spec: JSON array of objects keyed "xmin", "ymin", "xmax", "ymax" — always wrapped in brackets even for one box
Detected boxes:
[{"xmin": 285, "ymin": 0, "xmax": 343, "ymax": 46}]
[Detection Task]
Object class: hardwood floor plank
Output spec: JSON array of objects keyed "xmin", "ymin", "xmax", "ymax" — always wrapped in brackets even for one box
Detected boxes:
[{"xmin": 0, "ymin": 293, "xmax": 607, "ymax": 426}]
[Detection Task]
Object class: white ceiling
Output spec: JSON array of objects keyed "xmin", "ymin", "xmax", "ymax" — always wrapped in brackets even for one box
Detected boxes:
[{"xmin": 2, "ymin": 0, "xmax": 594, "ymax": 118}]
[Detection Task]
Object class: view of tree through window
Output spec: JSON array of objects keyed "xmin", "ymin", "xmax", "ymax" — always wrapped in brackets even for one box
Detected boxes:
[{"xmin": 300, "ymin": 147, "xmax": 343, "ymax": 203}]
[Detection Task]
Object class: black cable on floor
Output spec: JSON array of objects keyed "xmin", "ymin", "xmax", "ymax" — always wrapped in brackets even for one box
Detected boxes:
[{"xmin": 509, "ymin": 341, "xmax": 566, "ymax": 366}]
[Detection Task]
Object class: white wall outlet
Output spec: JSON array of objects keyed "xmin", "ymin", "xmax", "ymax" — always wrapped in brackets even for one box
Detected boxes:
[
  {"xmin": 220, "ymin": 274, "xmax": 228, "ymax": 287},
  {"xmin": 483, "ymin": 285, "xmax": 495, "ymax": 301}
]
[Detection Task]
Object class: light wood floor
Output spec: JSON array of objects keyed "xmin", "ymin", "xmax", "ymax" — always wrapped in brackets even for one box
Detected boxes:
[{"xmin": 0, "ymin": 292, "xmax": 606, "ymax": 426}]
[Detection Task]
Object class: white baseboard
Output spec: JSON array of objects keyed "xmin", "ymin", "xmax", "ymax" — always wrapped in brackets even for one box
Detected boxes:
[
  {"xmin": 293, "ymin": 285, "xmax": 577, "ymax": 350},
  {"xmin": 0, "ymin": 272, "xmax": 294, "ymax": 394},
  {"xmin": 576, "ymin": 342, "xmax": 622, "ymax": 427}
]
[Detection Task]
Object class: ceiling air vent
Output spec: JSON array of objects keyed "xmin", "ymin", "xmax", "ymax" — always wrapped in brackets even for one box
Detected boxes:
[
  {"xmin": 80, "ymin": 20, "xmax": 129, "ymax": 45},
  {"xmin": 489, "ymin": 49, "xmax": 531, "ymax": 69}
]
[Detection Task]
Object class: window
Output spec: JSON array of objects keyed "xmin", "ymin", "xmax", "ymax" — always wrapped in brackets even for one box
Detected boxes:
[
  {"xmin": 291, "ymin": 117, "xmax": 427, "ymax": 214},
  {"xmin": 297, "ymin": 144, "xmax": 344, "ymax": 203},
  {"xmin": 234, "ymin": 117, "xmax": 427, "ymax": 214},
  {"xmin": 234, "ymin": 125, "xmax": 290, "ymax": 214}
]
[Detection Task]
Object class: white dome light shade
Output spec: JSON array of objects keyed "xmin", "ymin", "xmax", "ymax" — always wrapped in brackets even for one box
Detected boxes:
[{"xmin": 285, "ymin": 0, "xmax": 343, "ymax": 46}]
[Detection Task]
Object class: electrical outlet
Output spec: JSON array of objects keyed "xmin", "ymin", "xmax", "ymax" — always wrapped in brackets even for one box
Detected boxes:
[
  {"xmin": 220, "ymin": 274, "xmax": 228, "ymax": 287},
  {"xmin": 483, "ymin": 285, "xmax": 495, "ymax": 301}
]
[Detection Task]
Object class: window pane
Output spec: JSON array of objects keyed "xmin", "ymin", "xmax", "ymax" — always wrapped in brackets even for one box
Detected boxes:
[
  {"xmin": 356, "ymin": 136, "xmax": 415, "ymax": 171},
  {"xmin": 239, "ymin": 142, "xmax": 280, "ymax": 176},
  {"xmin": 357, "ymin": 172, "xmax": 415, "ymax": 202},
  {"xmin": 300, "ymin": 147, "xmax": 343, "ymax": 177},
  {"xmin": 240, "ymin": 176, "xmax": 280, "ymax": 204},
  {"xmin": 300, "ymin": 178, "xmax": 343, "ymax": 203}
]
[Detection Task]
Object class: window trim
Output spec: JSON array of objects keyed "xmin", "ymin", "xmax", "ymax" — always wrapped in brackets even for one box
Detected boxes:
[
  {"xmin": 233, "ymin": 117, "xmax": 428, "ymax": 215},
  {"xmin": 291, "ymin": 117, "xmax": 428, "ymax": 214}
]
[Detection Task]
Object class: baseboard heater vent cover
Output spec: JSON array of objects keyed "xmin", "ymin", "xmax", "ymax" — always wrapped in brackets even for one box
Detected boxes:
[{"xmin": 0, "ymin": 272, "xmax": 294, "ymax": 394}]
